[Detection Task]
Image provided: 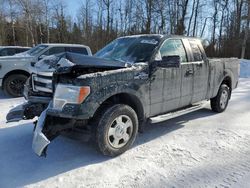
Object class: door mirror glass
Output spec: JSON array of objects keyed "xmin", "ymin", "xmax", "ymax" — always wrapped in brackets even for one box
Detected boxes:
[{"xmin": 157, "ymin": 55, "xmax": 181, "ymax": 68}]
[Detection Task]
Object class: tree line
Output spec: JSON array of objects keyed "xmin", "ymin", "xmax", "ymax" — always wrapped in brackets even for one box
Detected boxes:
[{"xmin": 0, "ymin": 0, "xmax": 249, "ymax": 58}]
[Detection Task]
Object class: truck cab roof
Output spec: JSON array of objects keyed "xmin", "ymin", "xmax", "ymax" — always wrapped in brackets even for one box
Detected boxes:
[{"xmin": 40, "ymin": 43, "xmax": 90, "ymax": 48}]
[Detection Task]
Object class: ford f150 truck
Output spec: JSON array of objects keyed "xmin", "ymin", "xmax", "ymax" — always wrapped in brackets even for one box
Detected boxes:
[
  {"xmin": 7, "ymin": 35, "xmax": 239, "ymax": 157},
  {"xmin": 0, "ymin": 43, "xmax": 92, "ymax": 97}
]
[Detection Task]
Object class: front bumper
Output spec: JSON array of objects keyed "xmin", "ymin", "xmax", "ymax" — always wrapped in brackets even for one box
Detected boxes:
[
  {"xmin": 32, "ymin": 108, "xmax": 50, "ymax": 156},
  {"xmin": 32, "ymin": 102, "xmax": 77, "ymax": 157},
  {"xmin": 6, "ymin": 102, "xmax": 46, "ymax": 122},
  {"xmin": 6, "ymin": 102, "xmax": 29, "ymax": 122}
]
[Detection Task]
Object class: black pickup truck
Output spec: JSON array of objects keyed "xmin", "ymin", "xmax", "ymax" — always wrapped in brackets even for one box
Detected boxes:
[{"xmin": 7, "ymin": 35, "xmax": 239, "ymax": 157}]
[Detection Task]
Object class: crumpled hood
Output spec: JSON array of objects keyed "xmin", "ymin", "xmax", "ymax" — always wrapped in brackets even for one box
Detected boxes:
[{"xmin": 34, "ymin": 52, "xmax": 127, "ymax": 72}]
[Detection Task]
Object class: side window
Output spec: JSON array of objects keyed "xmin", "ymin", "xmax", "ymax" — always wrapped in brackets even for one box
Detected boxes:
[
  {"xmin": 7, "ymin": 48, "xmax": 16, "ymax": 55},
  {"xmin": 189, "ymin": 40, "xmax": 203, "ymax": 61},
  {"xmin": 43, "ymin": 47, "xmax": 65, "ymax": 55},
  {"xmin": 160, "ymin": 39, "xmax": 187, "ymax": 62},
  {"xmin": 0, "ymin": 48, "xmax": 15, "ymax": 56},
  {"xmin": 67, "ymin": 47, "xmax": 88, "ymax": 55},
  {"xmin": 0, "ymin": 49, "xmax": 8, "ymax": 56},
  {"xmin": 16, "ymin": 48, "xmax": 28, "ymax": 53}
]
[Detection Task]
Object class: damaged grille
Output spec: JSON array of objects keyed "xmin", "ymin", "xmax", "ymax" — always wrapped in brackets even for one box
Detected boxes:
[{"xmin": 32, "ymin": 73, "xmax": 53, "ymax": 93}]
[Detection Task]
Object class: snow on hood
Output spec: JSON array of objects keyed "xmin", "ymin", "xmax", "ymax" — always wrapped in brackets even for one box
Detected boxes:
[
  {"xmin": 34, "ymin": 52, "xmax": 127, "ymax": 72},
  {"xmin": 35, "ymin": 55, "xmax": 61, "ymax": 72},
  {"xmin": 14, "ymin": 51, "xmax": 32, "ymax": 57}
]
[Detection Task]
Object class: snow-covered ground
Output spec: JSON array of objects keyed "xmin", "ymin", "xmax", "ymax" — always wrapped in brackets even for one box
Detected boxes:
[{"xmin": 1, "ymin": 61, "xmax": 250, "ymax": 188}]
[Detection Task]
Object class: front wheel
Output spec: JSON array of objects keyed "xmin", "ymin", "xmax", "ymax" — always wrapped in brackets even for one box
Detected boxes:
[
  {"xmin": 3, "ymin": 74, "xmax": 28, "ymax": 97},
  {"xmin": 211, "ymin": 84, "xmax": 230, "ymax": 113},
  {"xmin": 95, "ymin": 104, "xmax": 138, "ymax": 157}
]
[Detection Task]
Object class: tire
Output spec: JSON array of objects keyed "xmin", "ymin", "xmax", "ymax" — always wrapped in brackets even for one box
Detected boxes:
[
  {"xmin": 3, "ymin": 74, "xmax": 28, "ymax": 97},
  {"xmin": 95, "ymin": 104, "xmax": 138, "ymax": 157},
  {"xmin": 210, "ymin": 84, "xmax": 230, "ymax": 113}
]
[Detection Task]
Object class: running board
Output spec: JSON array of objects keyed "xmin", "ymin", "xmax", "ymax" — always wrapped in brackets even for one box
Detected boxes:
[{"xmin": 149, "ymin": 102, "xmax": 207, "ymax": 124}]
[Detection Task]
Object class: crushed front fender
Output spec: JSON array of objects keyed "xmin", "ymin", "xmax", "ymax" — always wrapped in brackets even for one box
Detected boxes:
[
  {"xmin": 32, "ymin": 103, "xmax": 77, "ymax": 157},
  {"xmin": 32, "ymin": 107, "xmax": 50, "ymax": 157}
]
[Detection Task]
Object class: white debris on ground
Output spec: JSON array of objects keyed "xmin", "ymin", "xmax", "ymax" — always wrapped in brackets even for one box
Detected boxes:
[{"xmin": 0, "ymin": 60, "xmax": 250, "ymax": 188}]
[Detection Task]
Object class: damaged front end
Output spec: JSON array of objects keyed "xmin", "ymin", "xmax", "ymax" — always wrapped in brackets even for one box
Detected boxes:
[{"xmin": 6, "ymin": 52, "xmax": 137, "ymax": 157}]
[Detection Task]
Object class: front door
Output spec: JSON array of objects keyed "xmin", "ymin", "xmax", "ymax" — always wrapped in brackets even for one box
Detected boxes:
[
  {"xmin": 150, "ymin": 39, "xmax": 189, "ymax": 116},
  {"xmin": 149, "ymin": 66, "xmax": 165, "ymax": 116}
]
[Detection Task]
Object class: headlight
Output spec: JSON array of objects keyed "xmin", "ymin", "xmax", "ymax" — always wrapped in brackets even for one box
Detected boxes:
[{"xmin": 53, "ymin": 84, "xmax": 90, "ymax": 110}]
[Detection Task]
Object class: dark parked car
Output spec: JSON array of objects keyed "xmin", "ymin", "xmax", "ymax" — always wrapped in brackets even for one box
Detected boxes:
[{"xmin": 7, "ymin": 35, "xmax": 239, "ymax": 157}]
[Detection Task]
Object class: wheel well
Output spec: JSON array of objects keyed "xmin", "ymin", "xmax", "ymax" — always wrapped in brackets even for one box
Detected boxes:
[
  {"xmin": 94, "ymin": 93, "xmax": 145, "ymax": 123},
  {"xmin": 3, "ymin": 70, "xmax": 30, "ymax": 83},
  {"xmin": 221, "ymin": 76, "xmax": 232, "ymax": 98},
  {"xmin": 221, "ymin": 76, "xmax": 232, "ymax": 91}
]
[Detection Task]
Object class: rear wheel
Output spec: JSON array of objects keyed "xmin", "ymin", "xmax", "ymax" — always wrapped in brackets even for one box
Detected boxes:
[
  {"xmin": 3, "ymin": 74, "xmax": 28, "ymax": 97},
  {"xmin": 95, "ymin": 104, "xmax": 138, "ymax": 157},
  {"xmin": 211, "ymin": 84, "xmax": 230, "ymax": 113}
]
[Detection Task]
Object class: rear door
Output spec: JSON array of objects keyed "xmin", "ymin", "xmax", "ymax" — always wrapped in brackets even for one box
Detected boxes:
[
  {"xmin": 179, "ymin": 39, "xmax": 194, "ymax": 107},
  {"xmin": 188, "ymin": 39, "xmax": 209, "ymax": 103}
]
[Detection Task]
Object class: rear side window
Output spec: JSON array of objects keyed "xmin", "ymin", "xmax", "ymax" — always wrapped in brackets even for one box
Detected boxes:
[
  {"xmin": 160, "ymin": 39, "xmax": 187, "ymax": 62},
  {"xmin": 66, "ymin": 47, "xmax": 88, "ymax": 55},
  {"xmin": 0, "ymin": 48, "xmax": 16, "ymax": 56},
  {"xmin": 16, "ymin": 48, "xmax": 29, "ymax": 53},
  {"xmin": 44, "ymin": 47, "xmax": 65, "ymax": 55},
  {"xmin": 189, "ymin": 40, "xmax": 203, "ymax": 61}
]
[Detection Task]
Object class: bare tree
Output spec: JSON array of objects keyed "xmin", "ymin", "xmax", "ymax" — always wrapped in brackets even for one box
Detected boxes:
[
  {"xmin": 235, "ymin": 0, "xmax": 244, "ymax": 38},
  {"xmin": 192, "ymin": 0, "xmax": 200, "ymax": 36},
  {"xmin": 17, "ymin": 0, "xmax": 43, "ymax": 46},
  {"xmin": 52, "ymin": 0, "xmax": 68, "ymax": 43},
  {"xmin": 145, "ymin": 0, "xmax": 153, "ymax": 33},
  {"xmin": 154, "ymin": 0, "xmax": 167, "ymax": 33},
  {"xmin": 187, "ymin": 0, "xmax": 196, "ymax": 36},
  {"xmin": 176, "ymin": 0, "xmax": 189, "ymax": 35},
  {"xmin": 42, "ymin": 0, "xmax": 51, "ymax": 43},
  {"xmin": 241, "ymin": 0, "xmax": 250, "ymax": 58},
  {"xmin": 103, "ymin": 0, "xmax": 113, "ymax": 35},
  {"xmin": 218, "ymin": 0, "xmax": 229, "ymax": 53}
]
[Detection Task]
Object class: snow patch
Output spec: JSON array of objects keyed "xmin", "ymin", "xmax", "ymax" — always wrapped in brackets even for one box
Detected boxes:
[{"xmin": 240, "ymin": 59, "xmax": 250, "ymax": 78}]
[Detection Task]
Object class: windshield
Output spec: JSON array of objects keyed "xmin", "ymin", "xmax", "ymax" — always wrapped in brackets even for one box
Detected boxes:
[
  {"xmin": 27, "ymin": 44, "xmax": 48, "ymax": 56},
  {"xmin": 95, "ymin": 36, "xmax": 161, "ymax": 63}
]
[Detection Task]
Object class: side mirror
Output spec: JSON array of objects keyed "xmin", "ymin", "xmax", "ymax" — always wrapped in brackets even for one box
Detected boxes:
[
  {"xmin": 202, "ymin": 39, "xmax": 210, "ymax": 49},
  {"xmin": 38, "ymin": 55, "xmax": 47, "ymax": 61},
  {"xmin": 157, "ymin": 55, "xmax": 181, "ymax": 68}
]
